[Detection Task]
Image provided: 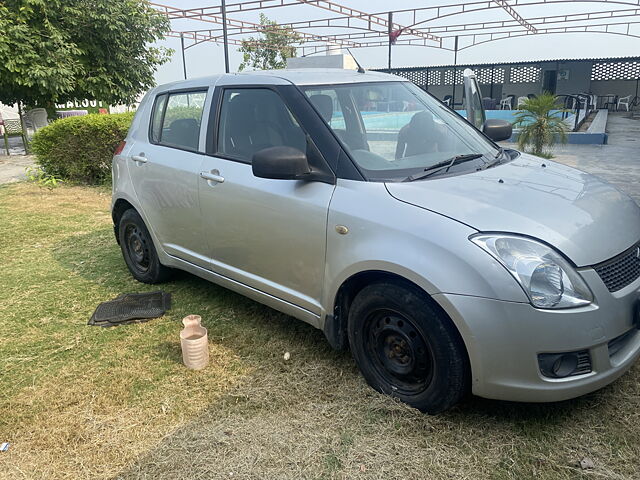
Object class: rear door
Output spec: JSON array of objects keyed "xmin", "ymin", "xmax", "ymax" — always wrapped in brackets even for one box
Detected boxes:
[
  {"xmin": 463, "ymin": 68, "xmax": 486, "ymax": 130},
  {"xmin": 127, "ymin": 89, "xmax": 210, "ymax": 268},
  {"xmin": 198, "ymin": 84, "xmax": 339, "ymax": 315}
]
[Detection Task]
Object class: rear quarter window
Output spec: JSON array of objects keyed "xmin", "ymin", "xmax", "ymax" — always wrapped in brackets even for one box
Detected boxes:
[
  {"xmin": 150, "ymin": 94, "xmax": 167, "ymax": 143},
  {"xmin": 150, "ymin": 90, "xmax": 207, "ymax": 151}
]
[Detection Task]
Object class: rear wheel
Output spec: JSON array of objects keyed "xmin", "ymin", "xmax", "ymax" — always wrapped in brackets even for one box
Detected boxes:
[
  {"xmin": 348, "ymin": 282, "xmax": 469, "ymax": 414},
  {"xmin": 118, "ymin": 209, "xmax": 173, "ymax": 284}
]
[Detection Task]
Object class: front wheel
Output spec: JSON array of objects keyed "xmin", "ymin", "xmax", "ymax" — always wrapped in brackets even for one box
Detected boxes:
[
  {"xmin": 118, "ymin": 209, "xmax": 173, "ymax": 284},
  {"xmin": 348, "ymin": 282, "xmax": 469, "ymax": 414}
]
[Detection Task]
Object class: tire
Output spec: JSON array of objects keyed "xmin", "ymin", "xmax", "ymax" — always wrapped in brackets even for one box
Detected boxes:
[
  {"xmin": 118, "ymin": 209, "xmax": 173, "ymax": 284},
  {"xmin": 348, "ymin": 282, "xmax": 469, "ymax": 414}
]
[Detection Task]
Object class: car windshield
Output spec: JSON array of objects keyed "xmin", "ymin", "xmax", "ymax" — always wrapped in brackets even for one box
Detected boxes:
[{"xmin": 303, "ymin": 81, "xmax": 499, "ymax": 181}]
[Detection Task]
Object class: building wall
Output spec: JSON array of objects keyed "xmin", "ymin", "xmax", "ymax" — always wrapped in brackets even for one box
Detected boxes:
[
  {"xmin": 590, "ymin": 80, "xmax": 639, "ymax": 99},
  {"xmin": 0, "ymin": 103, "xmax": 19, "ymax": 120},
  {"xmin": 555, "ymin": 61, "xmax": 592, "ymax": 95},
  {"xmin": 425, "ymin": 85, "xmax": 455, "ymax": 101},
  {"xmin": 384, "ymin": 57, "xmax": 640, "ymax": 108},
  {"xmin": 500, "ymin": 82, "xmax": 539, "ymax": 100}
]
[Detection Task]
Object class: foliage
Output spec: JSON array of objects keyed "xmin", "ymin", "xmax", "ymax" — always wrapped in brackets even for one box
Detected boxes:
[
  {"xmin": 31, "ymin": 112, "xmax": 134, "ymax": 184},
  {"xmin": 0, "ymin": 0, "xmax": 171, "ymax": 108},
  {"xmin": 513, "ymin": 93, "xmax": 568, "ymax": 156},
  {"xmin": 238, "ymin": 14, "xmax": 301, "ymax": 71},
  {"xmin": 163, "ymin": 105, "xmax": 204, "ymax": 125},
  {"xmin": 24, "ymin": 165, "xmax": 63, "ymax": 190}
]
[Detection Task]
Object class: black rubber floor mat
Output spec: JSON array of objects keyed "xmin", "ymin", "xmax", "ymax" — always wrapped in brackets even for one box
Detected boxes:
[{"xmin": 88, "ymin": 291, "xmax": 171, "ymax": 327}]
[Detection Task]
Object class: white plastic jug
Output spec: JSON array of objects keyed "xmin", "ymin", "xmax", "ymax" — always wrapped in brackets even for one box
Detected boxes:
[{"xmin": 180, "ymin": 315, "xmax": 209, "ymax": 370}]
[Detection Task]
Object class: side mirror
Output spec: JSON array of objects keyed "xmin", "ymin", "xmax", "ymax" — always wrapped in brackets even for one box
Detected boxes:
[
  {"xmin": 252, "ymin": 146, "xmax": 312, "ymax": 180},
  {"xmin": 482, "ymin": 119, "xmax": 512, "ymax": 142}
]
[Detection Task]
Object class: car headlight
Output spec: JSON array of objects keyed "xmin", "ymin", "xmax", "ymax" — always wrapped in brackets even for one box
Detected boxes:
[{"xmin": 470, "ymin": 234, "xmax": 593, "ymax": 309}]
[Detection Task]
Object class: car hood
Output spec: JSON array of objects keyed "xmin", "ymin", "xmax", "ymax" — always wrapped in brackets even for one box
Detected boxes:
[{"xmin": 385, "ymin": 153, "xmax": 640, "ymax": 266}]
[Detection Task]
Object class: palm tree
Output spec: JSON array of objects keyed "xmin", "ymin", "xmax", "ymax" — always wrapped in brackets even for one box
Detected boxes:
[{"xmin": 513, "ymin": 93, "xmax": 568, "ymax": 157}]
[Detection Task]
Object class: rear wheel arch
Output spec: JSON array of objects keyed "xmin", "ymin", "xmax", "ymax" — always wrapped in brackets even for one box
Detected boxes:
[{"xmin": 112, "ymin": 198, "xmax": 136, "ymax": 244}]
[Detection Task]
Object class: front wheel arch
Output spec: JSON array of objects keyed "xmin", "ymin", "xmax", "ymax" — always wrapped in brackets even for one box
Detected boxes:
[
  {"xmin": 327, "ymin": 271, "xmax": 470, "ymax": 363},
  {"xmin": 347, "ymin": 280, "xmax": 471, "ymax": 413}
]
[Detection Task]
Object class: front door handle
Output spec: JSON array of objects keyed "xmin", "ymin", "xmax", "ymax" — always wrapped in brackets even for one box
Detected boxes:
[
  {"xmin": 200, "ymin": 171, "xmax": 225, "ymax": 184},
  {"xmin": 131, "ymin": 155, "xmax": 148, "ymax": 164}
]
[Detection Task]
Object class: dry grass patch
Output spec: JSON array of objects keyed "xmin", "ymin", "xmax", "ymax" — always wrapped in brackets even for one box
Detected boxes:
[
  {"xmin": 1, "ymin": 182, "xmax": 640, "ymax": 479},
  {"xmin": 0, "ymin": 183, "xmax": 247, "ymax": 479}
]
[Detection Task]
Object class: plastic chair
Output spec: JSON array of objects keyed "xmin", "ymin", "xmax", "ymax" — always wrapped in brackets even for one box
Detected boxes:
[
  {"xmin": 23, "ymin": 108, "xmax": 48, "ymax": 133},
  {"xmin": 27, "ymin": 108, "xmax": 49, "ymax": 131},
  {"xmin": 517, "ymin": 96, "xmax": 528, "ymax": 109},
  {"xmin": 617, "ymin": 95, "xmax": 631, "ymax": 112},
  {"xmin": 499, "ymin": 97, "xmax": 512, "ymax": 110}
]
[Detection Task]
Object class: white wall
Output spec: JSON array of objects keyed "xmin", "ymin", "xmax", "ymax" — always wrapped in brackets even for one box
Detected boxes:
[{"xmin": 0, "ymin": 103, "xmax": 19, "ymax": 120}]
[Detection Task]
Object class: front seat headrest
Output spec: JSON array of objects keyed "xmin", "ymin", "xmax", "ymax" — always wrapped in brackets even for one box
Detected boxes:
[{"xmin": 309, "ymin": 94, "xmax": 334, "ymax": 123}]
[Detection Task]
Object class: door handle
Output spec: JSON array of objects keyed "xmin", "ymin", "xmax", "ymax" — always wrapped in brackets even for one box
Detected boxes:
[
  {"xmin": 131, "ymin": 155, "xmax": 148, "ymax": 164},
  {"xmin": 200, "ymin": 171, "xmax": 225, "ymax": 184}
]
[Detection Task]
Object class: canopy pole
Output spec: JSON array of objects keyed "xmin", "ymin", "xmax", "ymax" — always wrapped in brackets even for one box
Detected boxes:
[
  {"xmin": 222, "ymin": 0, "xmax": 230, "ymax": 73},
  {"xmin": 451, "ymin": 36, "xmax": 459, "ymax": 108},
  {"xmin": 180, "ymin": 34, "xmax": 187, "ymax": 79},
  {"xmin": 387, "ymin": 12, "xmax": 393, "ymax": 72}
]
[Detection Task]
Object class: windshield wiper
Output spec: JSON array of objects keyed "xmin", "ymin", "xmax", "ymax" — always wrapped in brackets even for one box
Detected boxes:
[
  {"xmin": 481, "ymin": 147, "xmax": 507, "ymax": 170},
  {"xmin": 402, "ymin": 153, "xmax": 484, "ymax": 182}
]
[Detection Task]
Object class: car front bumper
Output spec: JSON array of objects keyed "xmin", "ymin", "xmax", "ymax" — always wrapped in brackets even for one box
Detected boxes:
[{"xmin": 433, "ymin": 269, "xmax": 640, "ymax": 402}]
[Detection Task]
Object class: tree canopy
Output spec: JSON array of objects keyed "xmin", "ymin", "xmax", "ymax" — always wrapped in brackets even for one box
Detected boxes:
[
  {"xmin": 0, "ymin": 0, "xmax": 171, "ymax": 107},
  {"xmin": 238, "ymin": 14, "xmax": 301, "ymax": 71}
]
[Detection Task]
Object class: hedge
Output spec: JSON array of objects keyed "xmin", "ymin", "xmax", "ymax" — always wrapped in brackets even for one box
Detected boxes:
[{"xmin": 31, "ymin": 112, "xmax": 135, "ymax": 185}]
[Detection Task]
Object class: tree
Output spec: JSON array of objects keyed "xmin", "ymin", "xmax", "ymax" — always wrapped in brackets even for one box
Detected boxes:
[
  {"xmin": 513, "ymin": 93, "xmax": 568, "ymax": 157},
  {"xmin": 0, "ymin": 0, "xmax": 171, "ymax": 108},
  {"xmin": 238, "ymin": 14, "xmax": 301, "ymax": 71}
]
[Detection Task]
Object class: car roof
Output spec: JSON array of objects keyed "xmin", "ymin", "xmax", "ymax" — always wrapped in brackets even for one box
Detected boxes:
[
  {"xmin": 249, "ymin": 68, "xmax": 405, "ymax": 85},
  {"xmin": 152, "ymin": 68, "xmax": 406, "ymax": 93}
]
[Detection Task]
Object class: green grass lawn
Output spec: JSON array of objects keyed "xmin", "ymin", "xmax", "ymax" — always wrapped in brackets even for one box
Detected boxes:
[{"xmin": 1, "ymin": 182, "xmax": 639, "ymax": 479}]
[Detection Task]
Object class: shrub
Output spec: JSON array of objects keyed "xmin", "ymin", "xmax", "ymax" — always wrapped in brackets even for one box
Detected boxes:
[
  {"xmin": 513, "ymin": 93, "xmax": 568, "ymax": 157},
  {"xmin": 31, "ymin": 112, "xmax": 135, "ymax": 184}
]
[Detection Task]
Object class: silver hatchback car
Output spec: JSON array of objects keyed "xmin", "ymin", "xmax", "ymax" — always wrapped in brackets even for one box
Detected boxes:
[{"xmin": 112, "ymin": 69, "xmax": 640, "ymax": 413}]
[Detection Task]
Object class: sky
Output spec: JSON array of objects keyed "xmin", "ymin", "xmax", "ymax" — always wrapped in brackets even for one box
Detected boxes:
[{"xmin": 153, "ymin": 0, "xmax": 640, "ymax": 85}]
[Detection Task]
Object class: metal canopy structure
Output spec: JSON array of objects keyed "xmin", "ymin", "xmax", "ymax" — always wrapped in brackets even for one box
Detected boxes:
[{"xmin": 152, "ymin": 0, "xmax": 640, "ymax": 75}]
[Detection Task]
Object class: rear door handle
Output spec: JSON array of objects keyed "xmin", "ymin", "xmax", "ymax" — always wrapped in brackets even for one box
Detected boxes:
[
  {"xmin": 131, "ymin": 155, "xmax": 148, "ymax": 164},
  {"xmin": 200, "ymin": 171, "xmax": 225, "ymax": 184}
]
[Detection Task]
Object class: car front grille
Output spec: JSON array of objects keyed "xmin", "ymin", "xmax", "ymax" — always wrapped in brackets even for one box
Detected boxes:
[{"xmin": 592, "ymin": 242, "xmax": 640, "ymax": 292}]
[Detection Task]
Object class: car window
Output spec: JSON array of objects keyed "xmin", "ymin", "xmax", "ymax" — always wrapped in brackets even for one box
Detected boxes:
[
  {"xmin": 306, "ymin": 89, "xmax": 344, "ymax": 130},
  {"xmin": 302, "ymin": 82, "xmax": 498, "ymax": 181},
  {"xmin": 157, "ymin": 91, "xmax": 207, "ymax": 150},
  {"xmin": 150, "ymin": 94, "xmax": 167, "ymax": 143},
  {"xmin": 217, "ymin": 88, "xmax": 306, "ymax": 162}
]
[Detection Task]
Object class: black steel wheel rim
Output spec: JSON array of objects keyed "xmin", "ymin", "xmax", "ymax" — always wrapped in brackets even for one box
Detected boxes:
[
  {"xmin": 364, "ymin": 309, "xmax": 434, "ymax": 396},
  {"xmin": 124, "ymin": 223, "xmax": 151, "ymax": 273}
]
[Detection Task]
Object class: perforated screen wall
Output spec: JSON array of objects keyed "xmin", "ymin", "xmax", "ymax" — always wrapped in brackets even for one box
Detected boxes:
[
  {"xmin": 391, "ymin": 69, "xmax": 428, "ymax": 85},
  {"xmin": 427, "ymin": 70, "xmax": 441, "ymax": 86},
  {"xmin": 591, "ymin": 61, "xmax": 640, "ymax": 81},
  {"xmin": 443, "ymin": 69, "xmax": 464, "ymax": 85},
  {"xmin": 509, "ymin": 66, "xmax": 541, "ymax": 83},
  {"xmin": 475, "ymin": 67, "xmax": 505, "ymax": 84}
]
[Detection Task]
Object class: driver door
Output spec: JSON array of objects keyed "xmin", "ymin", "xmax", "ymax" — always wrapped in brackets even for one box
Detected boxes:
[{"xmin": 198, "ymin": 85, "xmax": 337, "ymax": 316}]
